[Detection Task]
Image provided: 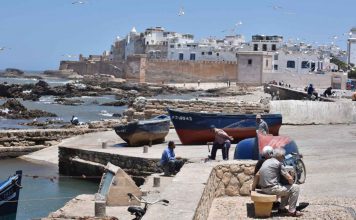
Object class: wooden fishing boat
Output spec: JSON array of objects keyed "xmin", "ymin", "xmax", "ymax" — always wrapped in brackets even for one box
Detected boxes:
[
  {"xmin": 168, "ymin": 109, "xmax": 282, "ymax": 145},
  {"xmin": 114, "ymin": 115, "xmax": 170, "ymax": 146},
  {"xmin": 0, "ymin": 170, "xmax": 22, "ymax": 219}
]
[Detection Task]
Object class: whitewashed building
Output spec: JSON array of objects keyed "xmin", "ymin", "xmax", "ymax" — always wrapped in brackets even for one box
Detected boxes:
[{"xmin": 347, "ymin": 27, "xmax": 356, "ymax": 66}]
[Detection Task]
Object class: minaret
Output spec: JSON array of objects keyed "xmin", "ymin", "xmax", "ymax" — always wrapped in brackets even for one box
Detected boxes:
[{"xmin": 347, "ymin": 28, "xmax": 356, "ymax": 66}]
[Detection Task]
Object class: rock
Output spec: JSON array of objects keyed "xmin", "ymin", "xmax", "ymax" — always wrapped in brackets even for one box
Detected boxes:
[
  {"xmin": 215, "ymin": 181, "xmax": 225, "ymax": 197},
  {"xmin": 230, "ymin": 164, "xmax": 242, "ymax": 173},
  {"xmin": 54, "ymin": 98, "xmax": 84, "ymax": 106},
  {"xmin": 222, "ymin": 172, "xmax": 232, "ymax": 186},
  {"xmin": 229, "ymin": 176, "xmax": 240, "ymax": 188},
  {"xmin": 101, "ymin": 100, "xmax": 127, "ymax": 106},
  {"xmin": 243, "ymin": 166, "xmax": 255, "ymax": 175},
  {"xmin": 0, "ymin": 99, "xmax": 57, "ymax": 119},
  {"xmin": 237, "ymin": 173, "xmax": 251, "ymax": 184},
  {"xmin": 225, "ymin": 185, "xmax": 240, "ymax": 196},
  {"xmin": 239, "ymin": 179, "xmax": 253, "ymax": 196},
  {"xmin": 215, "ymin": 168, "xmax": 224, "ymax": 179}
]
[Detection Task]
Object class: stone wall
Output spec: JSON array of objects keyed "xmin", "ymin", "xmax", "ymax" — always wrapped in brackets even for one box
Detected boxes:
[
  {"xmin": 59, "ymin": 147, "xmax": 162, "ymax": 179},
  {"xmin": 270, "ymin": 100, "xmax": 356, "ymax": 125},
  {"xmin": 124, "ymin": 99, "xmax": 269, "ymax": 121},
  {"xmin": 263, "ymin": 71, "xmax": 347, "ymax": 89},
  {"xmin": 193, "ymin": 161, "xmax": 255, "ymax": 220},
  {"xmin": 143, "ymin": 161, "xmax": 256, "ymax": 220},
  {"xmin": 59, "ymin": 60, "xmax": 126, "ymax": 78},
  {"xmin": 146, "ymin": 59, "xmax": 238, "ymax": 83},
  {"xmin": 0, "ymin": 129, "xmax": 94, "ymax": 158}
]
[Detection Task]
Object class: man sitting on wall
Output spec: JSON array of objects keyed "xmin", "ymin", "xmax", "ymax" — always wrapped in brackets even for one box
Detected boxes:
[
  {"xmin": 258, "ymin": 148, "xmax": 303, "ymax": 217},
  {"xmin": 209, "ymin": 125, "xmax": 233, "ymax": 160},
  {"xmin": 160, "ymin": 141, "xmax": 184, "ymax": 176}
]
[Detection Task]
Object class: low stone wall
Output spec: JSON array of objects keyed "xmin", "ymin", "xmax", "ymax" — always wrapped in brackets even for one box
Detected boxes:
[
  {"xmin": 125, "ymin": 99, "xmax": 269, "ymax": 121},
  {"xmin": 193, "ymin": 161, "xmax": 255, "ymax": 220},
  {"xmin": 270, "ymin": 100, "xmax": 356, "ymax": 124},
  {"xmin": 59, "ymin": 147, "xmax": 162, "ymax": 179},
  {"xmin": 143, "ymin": 161, "xmax": 256, "ymax": 220},
  {"xmin": 0, "ymin": 129, "xmax": 96, "ymax": 158}
]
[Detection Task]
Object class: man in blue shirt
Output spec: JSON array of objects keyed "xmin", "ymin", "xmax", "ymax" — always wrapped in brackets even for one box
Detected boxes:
[{"xmin": 160, "ymin": 141, "xmax": 184, "ymax": 176}]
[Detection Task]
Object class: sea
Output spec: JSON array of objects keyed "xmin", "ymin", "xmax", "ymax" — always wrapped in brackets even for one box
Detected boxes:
[{"xmin": 0, "ymin": 72, "xmax": 199, "ymax": 219}]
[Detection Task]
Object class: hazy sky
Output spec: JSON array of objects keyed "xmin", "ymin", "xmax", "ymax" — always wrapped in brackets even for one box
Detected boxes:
[{"xmin": 0, "ymin": 0, "xmax": 355, "ymax": 70}]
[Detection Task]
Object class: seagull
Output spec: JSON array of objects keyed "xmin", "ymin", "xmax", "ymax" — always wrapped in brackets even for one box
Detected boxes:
[
  {"xmin": 72, "ymin": 1, "xmax": 86, "ymax": 4},
  {"xmin": 0, "ymin": 47, "xmax": 10, "ymax": 51},
  {"xmin": 178, "ymin": 7, "xmax": 185, "ymax": 16}
]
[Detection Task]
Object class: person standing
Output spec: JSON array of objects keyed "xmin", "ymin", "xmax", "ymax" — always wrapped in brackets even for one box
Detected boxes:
[
  {"xmin": 160, "ymin": 141, "xmax": 184, "ymax": 176},
  {"xmin": 256, "ymin": 114, "xmax": 269, "ymax": 134},
  {"xmin": 209, "ymin": 125, "xmax": 233, "ymax": 160}
]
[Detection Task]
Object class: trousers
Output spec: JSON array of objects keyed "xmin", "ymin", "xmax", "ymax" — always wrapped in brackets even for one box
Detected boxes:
[
  {"xmin": 261, "ymin": 184, "xmax": 300, "ymax": 213},
  {"xmin": 210, "ymin": 141, "xmax": 231, "ymax": 160}
]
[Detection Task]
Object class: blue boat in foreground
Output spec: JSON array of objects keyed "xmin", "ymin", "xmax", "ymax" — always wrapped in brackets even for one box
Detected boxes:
[
  {"xmin": 0, "ymin": 170, "xmax": 22, "ymax": 219},
  {"xmin": 114, "ymin": 115, "xmax": 170, "ymax": 146}
]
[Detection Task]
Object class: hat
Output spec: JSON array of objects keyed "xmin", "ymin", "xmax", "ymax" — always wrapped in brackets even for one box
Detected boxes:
[
  {"xmin": 256, "ymin": 114, "xmax": 261, "ymax": 119},
  {"xmin": 209, "ymin": 125, "xmax": 216, "ymax": 129}
]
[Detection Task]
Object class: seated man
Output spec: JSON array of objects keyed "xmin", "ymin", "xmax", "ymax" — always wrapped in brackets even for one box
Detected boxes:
[
  {"xmin": 209, "ymin": 125, "xmax": 233, "ymax": 160},
  {"xmin": 323, "ymin": 87, "xmax": 333, "ymax": 97},
  {"xmin": 258, "ymin": 148, "xmax": 303, "ymax": 217},
  {"xmin": 160, "ymin": 141, "xmax": 184, "ymax": 176}
]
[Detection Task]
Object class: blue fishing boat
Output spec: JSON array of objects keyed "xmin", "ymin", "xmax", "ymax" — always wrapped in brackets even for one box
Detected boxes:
[
  {"xmin": 168, "ymin": 109, "xmax": 282, "ymax": 145},
  {"xmin": 0, "ymin": 170, "xmax": 22, "ymax": 219},
  {"xmin": 114, "ymin": 115, "xmax": 170, "ymax": 146}
]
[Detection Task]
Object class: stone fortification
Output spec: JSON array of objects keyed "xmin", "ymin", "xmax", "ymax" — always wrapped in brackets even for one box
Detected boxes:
[
  {"xmin": 146, "ymin": 59, "xmax": 238, "ymax": 83},
  {"xmin": 123, "ymin": 98, "xmax": 269, "ymax": 121}
]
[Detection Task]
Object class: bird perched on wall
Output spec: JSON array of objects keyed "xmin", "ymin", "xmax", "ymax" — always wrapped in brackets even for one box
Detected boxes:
[{"xmin": 178, "ymin": 7, "xmax": 185, "ymax": 16}]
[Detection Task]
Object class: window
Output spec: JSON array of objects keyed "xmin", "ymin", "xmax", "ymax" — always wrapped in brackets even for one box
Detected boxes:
[
  {"xmin": 253, "ymin": 44, "xmax": 258, "ymax": 51},
  {"xmin": 271, "ymin": 44, "xmax": 276, "ymax": 51},
  {"xmin": 274, "ymin": 54, "xmax": 279, "ymax": 60},
  {"xmin": 301, "ymin": 61, "xmax": 309, "ymax": 69},
  {"xmin": 266, "ymin": 59, "xmax": 269, "ymax": 67},
  {"xmin": 208, "ymin": 51, "xmax": 213, "ymax": 55},
  {"xmin": 201, "ymin": 52, "xmax": 205, "ymax": 55},
  {"xmin": 177, "ymin": 44, "xmax": 181, "ymax": 48},
  {"xmin": 179, "ymin": 53, "xmax": 184, "ymax": 60},
  {"xmin": 287, "ymin": 60, "xmax": 295, "ymax": 68},
  {"xmin": 216, "ymin": 53, "xmax": 219, "ymax": 56},
  {"xmin": 190, "ymin": 53, "xmax": 196, "ymax": 60},
  {"xmin": 248, "ymin": 59, "xmax": 252, "ymax": 65},
  {"xmin": 170, "ymin": 45, "xmax": 175, "ymax": 48},
  {"xmin": 262, "ymin": 44, "xmax": 267, "ymax": 51},
  {"xmin": 274, "ymin": 65, "xmax": 278, "ymax": 70}
]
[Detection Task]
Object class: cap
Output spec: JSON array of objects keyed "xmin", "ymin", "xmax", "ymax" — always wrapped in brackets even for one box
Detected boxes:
[
  {"xmin": 262, "ymin": 145, "xmax": 273, "ymax": 157},
  {"xmin": 256, "ymin": 114, "xmax": 261, "ymax": 119},
  {"xmin": 210, "ymin": 125, "xmax": 216, "ymax": 129}
]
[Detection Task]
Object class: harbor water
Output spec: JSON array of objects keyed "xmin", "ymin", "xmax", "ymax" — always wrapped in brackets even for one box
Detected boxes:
[{"xmin": 0, "ymin": 158, "xmax": 98, "ymax": 219}]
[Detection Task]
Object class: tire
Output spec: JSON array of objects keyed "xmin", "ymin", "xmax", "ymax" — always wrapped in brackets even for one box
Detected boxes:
[{"xmin": 296, "ymin": 159, "xmax": 306, "ymax": 184}]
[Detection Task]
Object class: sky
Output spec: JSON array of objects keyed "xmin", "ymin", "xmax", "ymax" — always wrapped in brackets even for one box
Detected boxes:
[{"xmin": 0, "ymin": 0, "xmax": 356, "ymax": 70}]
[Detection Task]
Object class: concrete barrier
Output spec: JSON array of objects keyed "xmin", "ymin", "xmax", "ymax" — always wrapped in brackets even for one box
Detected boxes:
[{"xmin": 270, "ymin": 100, "xmax": 356, "ymax": 125}]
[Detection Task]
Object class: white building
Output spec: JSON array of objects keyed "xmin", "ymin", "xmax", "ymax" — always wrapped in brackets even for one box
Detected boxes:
[{"xmin": 347, "ymin": 27, "xmax": 356, "ymax": 66}]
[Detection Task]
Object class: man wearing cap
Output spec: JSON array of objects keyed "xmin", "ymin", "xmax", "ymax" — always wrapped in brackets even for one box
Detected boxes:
[
  {"xmin": 256, "ymin": 114, "xmax": 269, "ymax": 134},
  {"xmin": 209, "ymin": 125, "xmax": 233, "ymax": 160}
]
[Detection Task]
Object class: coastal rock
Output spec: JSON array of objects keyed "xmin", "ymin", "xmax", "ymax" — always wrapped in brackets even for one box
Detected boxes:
[
  {"xmin": 0, "ymin": 99, "xmax": 57, "ymax": 119},
  {"xmin": 54, "ymin": 98, "xmax": 85, "ymax": 106},
  {"xmin": 101, "ymin": 100, "xmax": 128, "ymax": 106}
]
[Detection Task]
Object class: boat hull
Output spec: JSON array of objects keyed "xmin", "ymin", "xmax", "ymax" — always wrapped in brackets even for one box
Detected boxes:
[
  {"xmin": 114, "ymin": 115, "xmax": 170, "ymax": 146},
  {"xmin": 0, "ymin": 170, "xmax": 22, "ymax": 219},
  {"xmin": 168, "ymin": 109, "xmax": 282, "ymax": 145}
]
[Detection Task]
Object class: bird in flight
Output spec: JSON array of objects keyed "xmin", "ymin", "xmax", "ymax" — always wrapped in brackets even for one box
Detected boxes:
[
  {"xmin": 178, "ymin": 7, "xmax": 185, "ymax": 16},
  {"xmin": 0, "ymin": 47, "xmax": 11, "ymax": 51},
  {"xmin": 72, "ymin": 1, "xmax": 86, "ymax": 4}
]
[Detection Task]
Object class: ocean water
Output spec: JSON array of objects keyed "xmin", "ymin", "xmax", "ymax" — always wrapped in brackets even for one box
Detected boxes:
[{"xmin": 0, "ymin": 158, "xmax": 98, "ymax": 220}]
